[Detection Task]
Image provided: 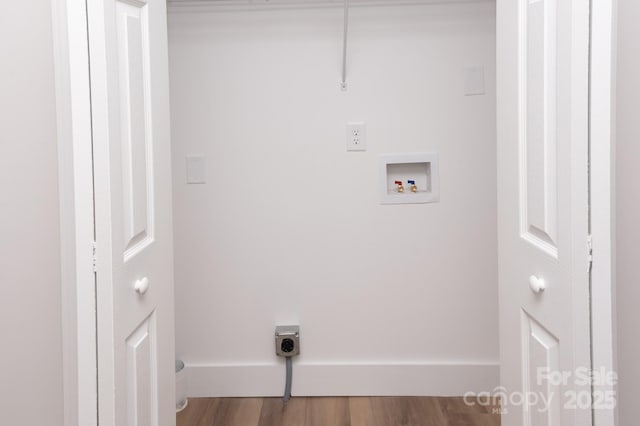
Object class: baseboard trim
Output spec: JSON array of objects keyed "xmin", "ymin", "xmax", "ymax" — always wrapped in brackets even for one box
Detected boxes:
[{"xmin": 185, "ymin": 361, "xmax": 499, "ymax": 397}]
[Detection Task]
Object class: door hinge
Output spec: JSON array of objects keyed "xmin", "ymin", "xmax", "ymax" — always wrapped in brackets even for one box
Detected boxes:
[
  {"xmin": 587, "ymin": 234, "xmax": 593, "ymax": 271},
  {"xmin": 92, "ymin": 241, "xmax": 97, "ymax": 273}
]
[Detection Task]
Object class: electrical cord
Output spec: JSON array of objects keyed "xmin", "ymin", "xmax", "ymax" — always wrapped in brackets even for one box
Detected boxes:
[{"xmin": 283, "ymin": 357, "xmax": 292, "ymax": 402}]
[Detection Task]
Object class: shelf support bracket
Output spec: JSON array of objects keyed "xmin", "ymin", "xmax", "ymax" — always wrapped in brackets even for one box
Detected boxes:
[{"xmin": 341, "ymin": 0, "xmax": 349, "ymax": 91}]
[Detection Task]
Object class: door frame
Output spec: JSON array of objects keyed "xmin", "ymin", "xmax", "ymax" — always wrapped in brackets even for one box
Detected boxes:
[
  {"xmin": 590, "ymin": 0, "xmax": 618, "ymax": 424},
  {"xmin": 52, "ymin": 0, "xmax": 98, "ymax": 425},
  {"xmin": 52, "ymin": 0, "xmax": 618, "ymax": 424}
]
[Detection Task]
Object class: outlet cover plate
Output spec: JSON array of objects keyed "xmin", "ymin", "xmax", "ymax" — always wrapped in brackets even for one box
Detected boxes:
[{"xmin": 346, "ymin": 122, "xmax": 366, "ymax": 151}]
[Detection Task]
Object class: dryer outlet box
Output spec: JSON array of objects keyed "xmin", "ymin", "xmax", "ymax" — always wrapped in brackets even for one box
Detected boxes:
[{"xmin": 275, "ymin": 325, "xmax": 300, "ymax": 357}]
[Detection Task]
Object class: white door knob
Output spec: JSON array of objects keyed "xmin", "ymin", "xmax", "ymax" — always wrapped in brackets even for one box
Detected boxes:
[
  {"xmin": 134, "ymin": 277, "xmax": 149, "ymax": 295},
  {"xmin": 529, "ymin": 275, "xmax": 546, "ymax": 293}
]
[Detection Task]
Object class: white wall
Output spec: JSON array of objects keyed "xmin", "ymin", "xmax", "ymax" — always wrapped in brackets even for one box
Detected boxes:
[
  {"xmin": 0, "ymin": 0, "xmax": 64, "ymax": 424},
  {"xmin": 169, "ymin": 2, "xmax": 498, "ymax": 396},
  {"xmin": 616, "ymin": 0, "xmax": 640, "ymax": 423}
]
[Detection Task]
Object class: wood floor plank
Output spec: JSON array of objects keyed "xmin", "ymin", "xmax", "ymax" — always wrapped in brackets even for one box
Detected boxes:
[
  {"xmin": 348, "ymin": 397, "xmax": 375, "ymax": 426},
  {"xmin": 211, "ymin": 397, "xmax": 263, "ymax": 426},
  {"xmin": 369, "ymin": 396, "xmax": 408, "ymax": 426},
  {"xmin": 305, "ymin": 397, "xmax": 350, "ymax": 426},
  {"xmin": 176, "ymin": 396, "xmax": 501, "ymax": 426},
  {"xmin": 415, "ymin": 395, "xmax": 449, "ymax": 426},
  {"xmin": 436, "ymin": 397, "xmax": 502, "ymax": 426},
  {"xmin": 177, "ymin": 397, "xmax": 221, "ymax": 426},
  {"xmin": 258, "ymin": 397, "xmax": 307, "ymax": 426},
  {"xmin": 368, "ymin": 396, "xmax": 446, "ymax": 426},
  {"xmin": 437, "ymin": 397, "xmax": 477, "ymax": 426}
]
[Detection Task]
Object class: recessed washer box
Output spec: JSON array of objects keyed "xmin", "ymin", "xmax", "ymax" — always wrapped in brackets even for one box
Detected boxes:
[{"xmin": 379, "ymin": 153, "xmax": 440, "ymax": 205}]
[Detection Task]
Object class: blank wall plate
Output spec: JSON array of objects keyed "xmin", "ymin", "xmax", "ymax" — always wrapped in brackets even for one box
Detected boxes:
[
  {"xmin": 464, "ymin": 66, "xmax": 485, "ymax": 96},
  {"xmin": 186, "ymin": 156, "xmax": 206, "ymax": 184}
]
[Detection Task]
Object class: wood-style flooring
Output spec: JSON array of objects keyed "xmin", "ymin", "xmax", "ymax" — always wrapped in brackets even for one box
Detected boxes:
[{"xmin": 177, "ymin": 396, "xmax": 501, "ymax": 426}]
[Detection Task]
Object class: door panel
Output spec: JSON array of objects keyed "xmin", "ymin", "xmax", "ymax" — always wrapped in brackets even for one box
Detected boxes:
[
  {"xmin": 115, "ymin": 0, "xmax": 154, "ymax": 257},
  {"xmin": 497, "ymin": 0, "xmax": 591, "ymax": 424},
  {"xmin": 89, "ymin": 0, "xmax": 175, "ymax": 424},
  {"xmin": 521, "ymin": 311, "xmax": 561, "ymax": 425},
  {"xmin": 521, "ymin": 0, "xmax": 558, "ymax": 256},
  {"xmin": 126, "ymin": 314, "xmax": 157, "ymax": 426}
]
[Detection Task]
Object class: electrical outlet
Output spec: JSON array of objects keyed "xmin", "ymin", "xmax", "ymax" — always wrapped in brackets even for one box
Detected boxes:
[
  {"xmin": 275, "ymin": 325, "xmax": 300, "ymax": 357},
  {"xmin": 346, "ymin": 122, "xmax": 366, "ymax": 151}
]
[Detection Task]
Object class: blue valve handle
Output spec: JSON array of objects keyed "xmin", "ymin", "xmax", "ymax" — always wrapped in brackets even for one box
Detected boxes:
[{"xmin": 408, "ymin": 180, "xmax": 415, "ymax": 185}]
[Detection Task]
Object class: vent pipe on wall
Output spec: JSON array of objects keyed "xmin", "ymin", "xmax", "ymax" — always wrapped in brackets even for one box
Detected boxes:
[{"xmin": 341, "ymin": 0, "xmax": 349, "ymax": 90}]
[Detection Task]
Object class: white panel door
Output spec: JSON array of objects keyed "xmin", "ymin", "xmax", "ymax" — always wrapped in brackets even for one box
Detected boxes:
[
  {"xmin": 88, "ymin": 0, "xmax": 175, "ymax": 425},
  {"xmin": 497, "ymin": 0, "xmax": 591, "ymax": 425}
]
